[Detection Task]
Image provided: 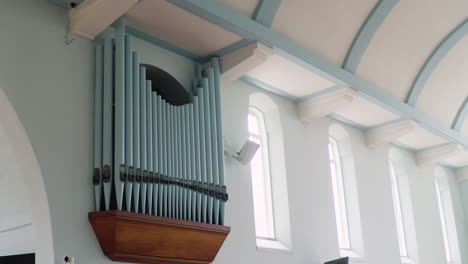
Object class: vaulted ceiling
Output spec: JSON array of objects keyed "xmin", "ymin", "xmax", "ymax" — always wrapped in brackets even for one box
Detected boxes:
[{"xmin": 56, "ymin": 0, "xmax": 468, "ymax": 167}]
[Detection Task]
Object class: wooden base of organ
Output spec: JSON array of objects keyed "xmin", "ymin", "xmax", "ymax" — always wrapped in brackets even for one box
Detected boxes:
[{"xmin": 89, "ymin": 210, "xmax": 230, "ymax": 264}]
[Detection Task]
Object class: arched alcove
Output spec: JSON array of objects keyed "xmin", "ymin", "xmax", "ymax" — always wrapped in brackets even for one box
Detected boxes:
[{"xmin": 0, "ymin": 88, "xmax": 54, "ymax": 263}]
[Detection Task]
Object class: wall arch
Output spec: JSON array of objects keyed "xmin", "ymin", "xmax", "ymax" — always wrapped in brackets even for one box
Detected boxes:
[{"xmin": 0, "ymin": 88, "xmax": 54, "ymax": 263}]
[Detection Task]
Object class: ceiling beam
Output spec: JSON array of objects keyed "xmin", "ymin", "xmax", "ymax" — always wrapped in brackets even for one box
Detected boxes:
[
  {"xmin": 452, "ymin": 97, "xmax": 468, "ymax": 131},
  {"xmin": 167, "ymin": 0, "xmax": 468, "ymax": 149},
  {"xmin": 252, "ymin": 0, "xmax": 282, "ymax": 28},
  {"xmin": 365, "ymin": 119, "xmax": 416, "ymax": 149},
  {"xmin": 342, "ymin": 0, "xmax": 399, "ymax": 73},
  {"xmin": 219, "ymin": 41, "xmax": 272, "ymax": 84},
  {"xmin": 298, "ymin": 88, "xmax": 358, "ymax": 124},
  {"xmin": 416, "ymin": 144, "xmax": 464, "ymax": 167},
  {"xmin": 406, "ymin": 19, "xmax": 468, "ymax": 106}
]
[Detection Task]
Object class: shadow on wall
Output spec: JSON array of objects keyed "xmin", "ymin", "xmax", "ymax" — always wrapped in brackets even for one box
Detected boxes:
[{"xmin": 0, "ymin": 88, "xmax": 54, "ymax": 263}]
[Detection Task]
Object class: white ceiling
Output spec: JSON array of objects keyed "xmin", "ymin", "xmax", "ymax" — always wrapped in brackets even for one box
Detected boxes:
[
  {"xmin": 247, "ymin": 54, "xmax": 336, "ymax": 97},
  {"xmin": 121, "ymin": 0, "xmax": 468, "ymax": 166},
  {"xmin": 125, "ymin": 0, "xmax": 243, "ymax": 56}
]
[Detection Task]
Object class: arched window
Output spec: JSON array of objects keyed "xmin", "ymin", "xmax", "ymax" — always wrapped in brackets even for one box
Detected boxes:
[
  {"xmin": 328, "ymin": 124, "xmax": 364, "ymax": 259},
  {"xmin": 328, "ymin": 136, "xmax": 350, "ymax": 249},
  {"xmin": 248, "ymin": 107, "xmax": 275, "ymax": 240},
  {"xmin": 248, "ymin": 93, "xmax": 291, "ymax": 252},
  {"xmin": 435, "ymin": 167, "xmax": 461, "ymax": 264},
  {"xmin": 389, "ymin": 160, "xmax": 408, "ymax": 258},
  {"xmin": 388, "ymin": 148, "xmax": 419, "ymax": 264}
]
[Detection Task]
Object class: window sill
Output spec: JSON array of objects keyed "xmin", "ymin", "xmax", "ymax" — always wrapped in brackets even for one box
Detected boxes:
[
  {"xmin": 401, "ymin": 257, "xmax": 416, "ymax": 264},
  {"xmin": 256, "ymin": 238, "xmax": 292, "ymax": 254},
  {"xmin": 340, "ymin": 249, "xmax": 366, "ymax": 264}
]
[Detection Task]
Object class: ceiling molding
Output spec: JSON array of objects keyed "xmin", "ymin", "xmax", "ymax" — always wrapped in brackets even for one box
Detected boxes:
[
  {"xmin": 406, "ymin": 19, "xmax": 468, "ymax": 106},
  {"xmin": 167, "ymin": 0, "xmax": 468, "ymax": 150},
  {"xmin": 342, "ymin": 0, "xmax": 399, "ymax": 73},
  {"xmin": 452, "ymin": 97, "xmax": 468, "ymax": 131},
  {"xmin": 252, "ymin": 0, "xmax": 282, "ymax": 28}
]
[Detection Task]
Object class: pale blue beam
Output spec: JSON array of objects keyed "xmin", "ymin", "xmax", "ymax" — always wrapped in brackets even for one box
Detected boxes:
[
  {"xmin": 328, "ymin": 113, "xmax": 367, "ymax": 130},
  {"xmin": 343, "ymin": 0, "xmax": 399, "ymax": 73},
  {"xmin": 132, "ymin": 52, "xmax": 141, "ymax": 213},
  {"xmin": 252, "ymin": 0, "xmax": 282, "ymax": 28},
  {"xmin": 125, "ymin": 26, "xmax": 205, "ymax": 63},
  {"xmin": 102, "ymin": 38, "xmax": 114, "ymax": 211},
  {"xmin": 93, "ymin": 44, "xmax": 104, "ymax": 211},
  {"xmin": 114, "ymin": 18, "xmax": 126, "ymax": 211},
  {"xmin": 406, "ymin": 20, "xmax": 468, "ymax": 106},
  {"xmin": 167, "ymin": 0, "xmax": 468, "ymax": 148},
  {"xmin": 453, "ymin": 97, "xmax": 468, "ymax": 131},
  {"xmin": 124, "ymin": 35, "xmax": 134, "ymax": 212}
]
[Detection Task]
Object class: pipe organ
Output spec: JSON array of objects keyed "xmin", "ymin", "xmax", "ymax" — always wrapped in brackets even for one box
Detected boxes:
[{"xmin": 92, "ymin": 20, "xmax": 227, "ymax": 225}]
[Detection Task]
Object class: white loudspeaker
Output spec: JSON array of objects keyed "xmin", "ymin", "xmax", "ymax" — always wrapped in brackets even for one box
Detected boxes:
[{"xmin": 234, "ymin": 140, "xmax": 260, "ymax": 165}]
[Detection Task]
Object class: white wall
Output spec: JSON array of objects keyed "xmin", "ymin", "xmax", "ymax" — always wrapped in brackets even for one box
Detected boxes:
[{"xmin": 1, "ymin": 1, "xmax": 467, "ymax": 264}]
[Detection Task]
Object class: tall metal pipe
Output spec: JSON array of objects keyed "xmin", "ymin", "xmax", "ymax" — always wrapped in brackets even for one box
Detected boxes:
[
  {"xmin": 140, "ymin": 66, "xmax": 147, "ymax": 214},
  {"xmin": 94, "ymin": 44, "xmax": 104, "ymax": 211},
  {"xmin": 162, "ymin": 100, "xmax": 168, "ymax": 217},
  {"xmin": 181, "ymin": 105, "xmax": 187, "ymax": 220},
  {"xmin": 114, "ymin": 18, "xmax": 126, "ymax": 211},
  {"xmin": 152, "ymin": 92, "xmax": 159, "ymax": 216},
  {"xmin": 124, "ymin": 35, "xmax": 133, "ymax": 212},
  {"xmin": 132, "ymin": 52, "xmax": 141, "ymax": 213},
  {"xmin": 192, "ymin": 93, "xmax": 201, "ymax": 222},
  {"xmin": 189, "ymin": 103, "xmax": 196, "ymax": 221},
  {"xmin": 212, "ymin": 57, "xmax": 225, "ymax": 225},
  {"xmin": 102, "ymin": 38, "xmax": 114, "ymax": 211},
  {"xmin": 197, "ymin": 88, "xmax": 207, "ymax": 223},
  {"xmin": 207, "ymin": 68, "xmax": 220, "ymax": 225},
  {"xmin": 201, "ymin": 77, "xmax": 213, "ymax": 224},
  {"xmin": 147, "ymin": 80, "xmax": 153, "ymax": 215}
]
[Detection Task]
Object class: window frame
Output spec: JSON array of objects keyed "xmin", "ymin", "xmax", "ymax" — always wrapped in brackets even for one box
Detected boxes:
[
  {"xmin": 389, "ymin": 160, "xmax": 409, "ymax": 258},
  {"xmin": 328, "ymin": 136, "xmax": 351, "ymax": 250},
  {"xmin": 248, "ymin": 106, "xmax": 276, "ymax": 241}
]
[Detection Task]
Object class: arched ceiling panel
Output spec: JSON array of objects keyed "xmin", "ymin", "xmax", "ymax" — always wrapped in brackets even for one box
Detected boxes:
[
  {"xmin": 217, "ymin": 0, "xmax": 259, "ymax": 18},
  {"xmin": 356, "ymin": 0, "xmax": 468, "ymax": 100},
  {"xmin": 416, "ymin": 35, "xmax": 468, "ymax": 127},
  {"xmin": 395, "ymin": 125, "xmax": 447, "ymax": 150},
  {"xmin": 271, "ymin": 0, "xmax": 377, "ymax": 65},
  {"xmin": 247, "ymin": 54, "xmax": 336, "ymax": 97},
  {"xmin": 125, "ymin": 0, "xmax": 243, "ymax": 56},
  {"xmin": 333, "ymin": 97, "xmax": 400, "ymax": 127}
]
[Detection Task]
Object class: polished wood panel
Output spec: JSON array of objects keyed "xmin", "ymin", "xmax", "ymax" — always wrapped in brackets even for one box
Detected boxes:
[{"xmin": 89, "ymin": 210, "xmax": 230, "ymax": 264}]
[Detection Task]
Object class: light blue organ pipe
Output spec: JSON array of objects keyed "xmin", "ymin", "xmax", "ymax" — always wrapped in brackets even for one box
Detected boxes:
[
  {"xmin": 181, "ymin": 105, "xmax": 187, "ymax": 220},
  {"xmin": 124, "ymin": 35, "xmax": 133, "ymax": 212},
  {"xmin": 212, "ymin": 57, "xmax": 225, "ymax": 225},
  {"xmin": 94, "ymin": 44, "xmax": 104, "ymax": 211},
  {"xmin": 207, "ymin": 68, "xmax": 220, "ymax": 225},
  {"xmin": 169, "ymin": 105, "xmax": 174, "ymax": 218},
  {"xmin": 189, "ymin": 103, "xmax": 196, "ymax": 221},
  {"xmin": 192, "ymin": 94, "xmax": 201, "ymax": 222},
  {"xmin": 183, "ymin": 105, "xmax": 190, "ymax": 220},
  {"xmin": 147, "ymin": 80, "xmax": 153, "ymax": 215},
  {"xmin": 102, "ymin": 38, "xmax": 114, "ymax": 211},
  {"xmin": 152, "ymin": 92, "xmax": 159, "ymax": 216},
  {"xmin": 157, "ymin": 96, "xmax": 163, "ymax": 216},
  {"xmin": 162, "ymin": 100, "xmax": 168, "ymax": 217},
  {"xmin": 201, "ymin": 77, "xmax": 213, "ymax": 224},
  {"xmin": 114, "ymin": 18, "xmax": 126, "ymax": 211},
  {"xmin": 174, "ymin": 107, "xmax": 179, "ymax": 219},
  {"xmin": 140, "ymin": 66, "xmax": 147, "ymax": 214},
  {"xmin": 177, "ymin": 107, "xmax": 183, "ymax": 219},
  {"xmin": 132, "ymin": 52, "xmax": 141, "ymax": 213},
  {"xmin": 167, "ymin": 104, "xmax": 172, "ymax": 217},
  {"xmin": 197, "ymin": 87, "xmax": 207, "ymax": 223}
]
